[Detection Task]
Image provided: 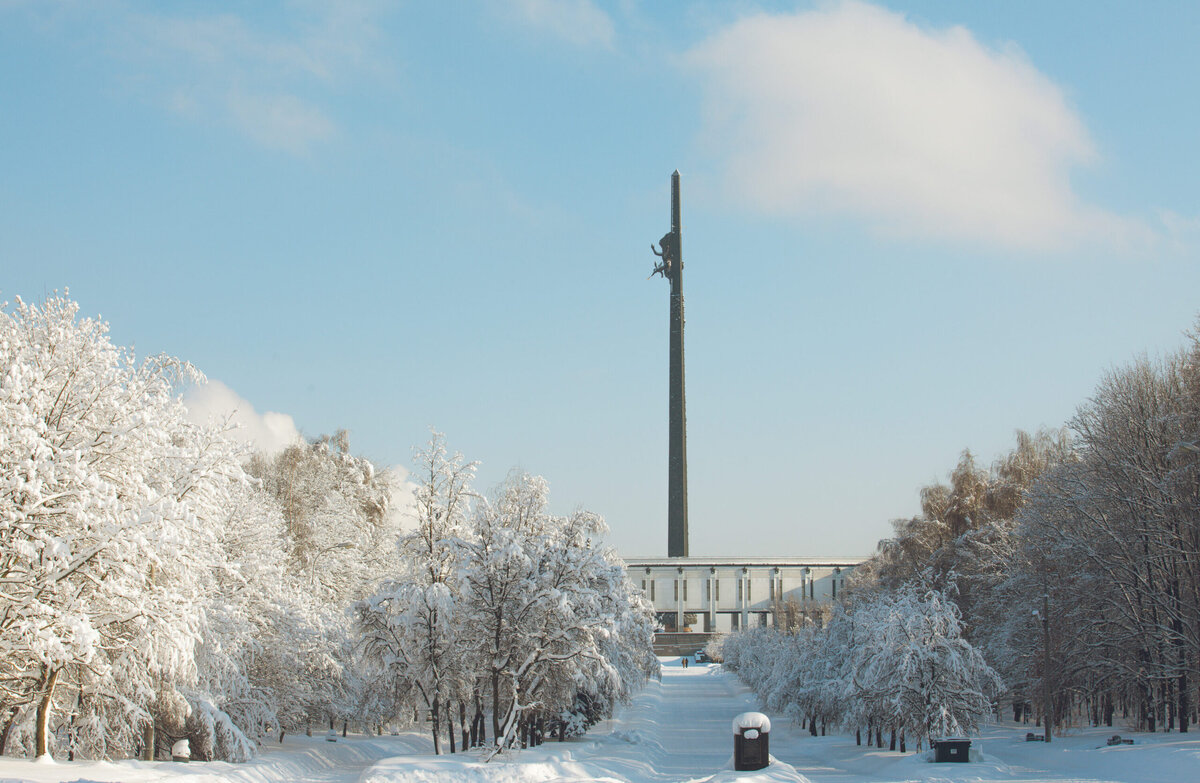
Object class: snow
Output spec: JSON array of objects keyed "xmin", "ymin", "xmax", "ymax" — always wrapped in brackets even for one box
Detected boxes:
[
  {"xmin": 2, "ymin": 658, "xmax": 1199, "ymax": 783},
  {"xmin": 734, "ymin": 712, "xmax": 772, "ymax": 734}
]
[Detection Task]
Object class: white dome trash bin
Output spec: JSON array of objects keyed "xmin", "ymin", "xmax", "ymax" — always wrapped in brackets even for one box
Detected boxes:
[
  {"xmin": 732, "ymin": 712, "xmax": 770, "ymax": 771},
  {"xmin": 171, "ymin": 739, "xmax": 190, "ymax": 762}
]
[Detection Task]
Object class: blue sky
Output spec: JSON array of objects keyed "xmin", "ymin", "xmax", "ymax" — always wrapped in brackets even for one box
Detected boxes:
[{"xmin": 3, "ymin": 1, "xmax": 1199, "ymax": 558}]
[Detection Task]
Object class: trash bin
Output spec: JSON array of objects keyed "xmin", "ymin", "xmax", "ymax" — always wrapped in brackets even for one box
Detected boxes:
[
  {"xmin": 732, "ymin": 712, "xmax": 771, "ymax": 771},
  {"xmin": 932, "ymin": 737, "xmax": 971, "ymax": 762},
  {"xmin": 171, "ymin": 739, "xmax": 191, "ymax": 762}
]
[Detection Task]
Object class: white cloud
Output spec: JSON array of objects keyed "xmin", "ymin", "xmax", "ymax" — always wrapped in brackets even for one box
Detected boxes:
[
  {"xmin": 502, "ymin": 0, "xmax": 615, "ymax": 49},
  {"xmin": 1159, "ymin": 210, "xmax": 1200, "ymax": 253},
  {"xmin": 184, "ymin": 379, "xmax": 302, "ymax": 456},
  {"xmin": 685, "ymin": 1, "xmax": 1138, "ymax": 250},
  {"xmin": 125, "ymin": 2, "xmax": 386, "ymax": 154},
  {"xmin": 226, "ymin": 88, "xmax": 335, "ymax": 154},
  {"xmin": 385, "ymin": 465, "xmax": 420, "ymax": 533}
]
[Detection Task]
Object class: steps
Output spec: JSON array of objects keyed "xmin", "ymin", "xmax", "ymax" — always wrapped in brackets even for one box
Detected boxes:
[{"xmin": 653, "ymin": 632, "xmax": 713, "ymax": 656}]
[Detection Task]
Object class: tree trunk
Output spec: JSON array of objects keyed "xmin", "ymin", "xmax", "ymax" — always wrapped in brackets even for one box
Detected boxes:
[
  {"xmin": 35, "ymin": 667, "xmax": 60, "ymax": 759},
  {"xmin": 447, "ymin": 705, "xmax": 456, "ymax": 753},
  {"xmin": 889, "ymin": 726, "xmax": 896, "ymax": 751},
  {"xmin": 472, "ymin": 690, "xmax": 483, "ymax": 748},
  {"xmin": 899, "ymin": 729, "xmax": 906, "ymax": 753},
  {"xmin": 1180, "ymin": 672, "xmax": 1190, "ymax": 733},
  {"xmin": 0, "ymin": 705, "xmax": 18, "ymax": 756},
  {"xmin": 491, "ymin": 673, "xmax": 501, "ymax": 743},
  {"xmin": 431, "ymin": 698, "xmax": 441, "ymax": 755},
  {"xmin": 142, "ymin": 718, "xmax": 156, "ymax": 761},
  {"xmin": 1040, "ymin": 594, "xmax": 1052, "ymax": 743},
  {"xmin": 343, "ymin": 720, "xmax": 348, "ymax": 738}
]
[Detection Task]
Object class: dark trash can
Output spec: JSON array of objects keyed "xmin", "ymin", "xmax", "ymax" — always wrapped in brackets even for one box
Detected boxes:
[
  {"xmin": 932, "ymin": 737, "xmax": 971, "ymax": 762},
  {"xmin": 732, "ymin": 712, "xmax": 771, "ymax": 771}
]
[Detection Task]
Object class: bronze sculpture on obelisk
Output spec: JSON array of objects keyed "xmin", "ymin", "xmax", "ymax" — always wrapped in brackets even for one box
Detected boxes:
[{"xmin": 650, "ymin": 171, "xmax": 688, "ymax": 557}]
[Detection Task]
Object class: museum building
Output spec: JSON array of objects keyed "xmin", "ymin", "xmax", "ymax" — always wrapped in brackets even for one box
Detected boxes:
[{"xmin": 624, "ymin": 556, "xmax": 863, "ymax": 633}]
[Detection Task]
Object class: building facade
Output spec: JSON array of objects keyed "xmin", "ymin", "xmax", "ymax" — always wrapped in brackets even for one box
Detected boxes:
[{"xmin": 625, "ymin": 556, "xmax": 863, "ymax": 633}]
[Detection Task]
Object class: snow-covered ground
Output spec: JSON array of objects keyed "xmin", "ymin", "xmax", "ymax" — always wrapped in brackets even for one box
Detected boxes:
[{"xmin": 4, "ymin": 658, "xmax": 1198, "ymax": 783}]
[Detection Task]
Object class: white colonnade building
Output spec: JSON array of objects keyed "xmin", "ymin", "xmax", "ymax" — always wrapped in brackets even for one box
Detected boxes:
[{"xmin": 625, "ymin": 557, "xmax": 864, "ymax": 634}]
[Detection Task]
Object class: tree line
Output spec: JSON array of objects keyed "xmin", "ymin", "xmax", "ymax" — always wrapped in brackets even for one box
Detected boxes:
[
  {"xmin": 718, "ymin": 321, "xmax": 1200, "ymax": 744},
  {"xmin": 0, "ymin": 294, "xmax": 655, "ymax": 761},
  {"xmin": 716, "ymin": 584, "xmax": 1001, "ymax": 751}
]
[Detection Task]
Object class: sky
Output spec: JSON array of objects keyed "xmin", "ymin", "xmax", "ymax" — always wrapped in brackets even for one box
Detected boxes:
[{"xmin": 3, "ymin": 0, "xmax": 1200, "ymax": 559}]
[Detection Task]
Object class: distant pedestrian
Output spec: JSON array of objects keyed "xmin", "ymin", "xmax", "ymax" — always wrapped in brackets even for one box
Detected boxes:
[{"xmin": 681, "ymin": 656, "xmax": 689, "ymax": 668}]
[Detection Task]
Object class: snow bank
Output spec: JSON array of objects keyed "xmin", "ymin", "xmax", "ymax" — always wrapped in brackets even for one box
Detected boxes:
[
  {"xmin": 361, "ymin": 754, "xmax": 614, "ymax": 783},
  {"xmin": 0, "ymin": 734, "xmax": 428, "ymax": 783},
  {"xmin": 702, "ymin": 759, "xmax": 811, "ymax": 783}
]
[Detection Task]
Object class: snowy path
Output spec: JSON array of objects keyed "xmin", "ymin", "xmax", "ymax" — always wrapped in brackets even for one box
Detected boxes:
[{"xmin": 583, "ymin": 660, "xmax": 764, "ymax": 782}]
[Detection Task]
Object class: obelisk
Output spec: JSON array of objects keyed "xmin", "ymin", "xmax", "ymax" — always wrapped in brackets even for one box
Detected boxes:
[{"xmin": 650, "ymin": 171, "xmax": 688, "ymax": 557}]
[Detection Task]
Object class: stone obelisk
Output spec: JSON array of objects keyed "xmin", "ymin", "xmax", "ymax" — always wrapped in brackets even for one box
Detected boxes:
[{"xmin": 650, "ymin": 171, "xmax": 688, "ymax": 557}]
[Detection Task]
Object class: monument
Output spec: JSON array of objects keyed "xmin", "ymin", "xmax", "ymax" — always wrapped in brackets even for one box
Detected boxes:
[
  {"xmin": 634, "ymin": 172, "xmax": 864, "ymax": 649},
  {"xmin": 650, "ymin": 171, "xmax": 688, "ymax": 558}
]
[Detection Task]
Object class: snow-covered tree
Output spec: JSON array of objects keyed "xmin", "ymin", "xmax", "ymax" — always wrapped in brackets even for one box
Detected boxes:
[
  {"xmin": 456, "ymin": 470, "xmax": 656, "ymax": 751},
  {"xmin": 186, "ymin": 482, "xmax": 314, "ymax": 759},
  {"xmin": 722, "ymin": 586, "xmax": 999, "ymax": 750},
  {"xmin": 849, "ymin": 586, "xmax": 1001, "ymax": 745},
  {"xmin": 359, "ymin": 440, "xmax": 656, "ymax": 757},
  {"xmin": 358, "ymin": 431, "xmax": 475, "ymax": 754},
  {"xmin": 0, "ymin": 294, "xmax": 246, "ymax": 758},
  {"xmin": 247, "ymin": 431, "xmax": 395, "ymax": 733},
  {"xmin": 248, "ymin": 430, "xmax": 394, "ymax": 603}
]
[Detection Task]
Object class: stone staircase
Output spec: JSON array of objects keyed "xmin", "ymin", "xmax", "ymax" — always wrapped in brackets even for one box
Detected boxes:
[{"xmin": 653, "ymin": 632, "xmax": 713, "ymax": 657}]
